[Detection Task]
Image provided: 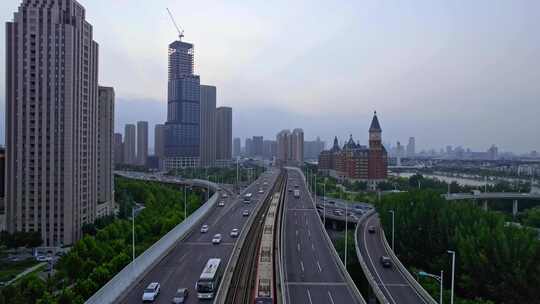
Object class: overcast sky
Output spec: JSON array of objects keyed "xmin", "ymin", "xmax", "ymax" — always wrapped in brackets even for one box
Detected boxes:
[{"xmin": 1, "ymin": 0, "xmax": 539, "ymax": 153}]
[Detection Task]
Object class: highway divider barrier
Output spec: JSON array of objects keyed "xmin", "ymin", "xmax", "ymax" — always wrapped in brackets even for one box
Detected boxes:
[{"xmin": 85, "ymin": 176, "xmax": 219, "ymax": 304}]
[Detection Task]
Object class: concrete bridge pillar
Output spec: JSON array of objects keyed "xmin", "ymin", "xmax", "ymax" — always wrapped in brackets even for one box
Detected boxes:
[
  {"xmin": 482, "ymin": 200, "xmax": 488, "ymax": 211},
  {"xmin": 513, "ymin": 200, "xmax": 519, "ymax": 217}
]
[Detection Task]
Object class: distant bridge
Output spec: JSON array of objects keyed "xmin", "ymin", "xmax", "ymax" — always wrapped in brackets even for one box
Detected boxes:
[{"xmin": 443, "ymin": 192, "xmax": 540, "ymax": 216}]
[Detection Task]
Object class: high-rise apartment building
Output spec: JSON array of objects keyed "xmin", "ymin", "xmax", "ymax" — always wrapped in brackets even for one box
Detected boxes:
[
  {"xmin": 304, "ymin": 137, "xmax": 325, "ymax": 160},
  {"xmin": 291, "ymin": 129, "xmax": 305, "ymax": 165},
  {"xmin": 114, "ymin": 133, "xmax": 124, "ymax": 165},
  {"xmin": 97, "ymin": 87, "xmax": 114, "ymax": 210},
  {"xmin": 216, "ymin": 107, "xmax": 233, "ymax": 161},
  {"xmin": 245, "ymin": 138, "xmax": 253, "ymax": 157},
  {"xmin": 276, "ymin": 130, "xmax": 291, "ymax": 164},
  {"xmin": 154, "ymin": 124, "xmax": 165, "ymax": 159},
  {"xmin": 252, "ymin": 136, "xmax": 264, "ymax": 157},
  {"xmin": 263, "ymin": 140, "xmax": 277, "ymax": 159},
  {"xmin": 137, "ymin": 121, "xmax": 149, "ymax": 166},
  {"xmin": 200, "ymin": 85, "xmax": 216, "ymax": 167},
  {"xmin": 124, "ymin": 124, "xmax": 136, "ymax": 165},
  {"xmin": 164, "ymin": 39, "xmax": 201, "ymax": 169},
  {"xmin": 6, "ymin": 0, "xmax": 101, "ymax": 246},
  {"xmin": 406, "ymin": 137, "xmax": 416, "ymax": 157},
  {"xmin": 233, "ymin": 138, "xmax": 241, "ymax": 158}
]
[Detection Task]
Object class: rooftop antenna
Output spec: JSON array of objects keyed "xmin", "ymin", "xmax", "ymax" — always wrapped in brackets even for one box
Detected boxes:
[{"xmin": 166, "ymin": 8, "xmax": 184, "ymax": 41}]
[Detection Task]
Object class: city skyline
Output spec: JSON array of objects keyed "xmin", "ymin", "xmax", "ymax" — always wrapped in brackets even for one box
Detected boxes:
[{"xmin": 1, "ymin": 1, "xmax": 540, "ymax": 153}]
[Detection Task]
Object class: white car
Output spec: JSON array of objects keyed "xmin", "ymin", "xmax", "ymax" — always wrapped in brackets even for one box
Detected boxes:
[
  {"xmin": 142, "ymin": 282, "xmax": 160, "ymax": 302},
  {"xmin": 222, "ymin": 193, "xmax": 228, "ymax": 198},
  {"xmin": 200, "ymin": 225, "xmax": 209, "ymax": 233},
  {"xmin": 212, "ymin": 234, "xmax": 222, "ymax": 244},
  {"xmin": 218, "ymin": 201, "xmax": 225, "ymax": 207},
  {"xmin": 258, "ymin": 189, "xmax": 264, "ymax": 194},
  {"xmin": 242, "ymin": 210, "xmax": 250, "ymax": 217},
  {"xmin": 230, "ymin": 228, "xmax": 239, "ymax": 237}
]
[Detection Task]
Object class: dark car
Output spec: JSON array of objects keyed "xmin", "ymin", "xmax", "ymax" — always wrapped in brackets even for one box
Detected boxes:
[
  {"xmin": 380, "ymin": 256, "xmax": 392, "ymax": 268},
  {"xmin": 368, "ymin": 226, "xmax": 376, "ymax": 233},
  {"xmin": 171, "ymin": 288, "xmax": 188, "ymax": 303}
]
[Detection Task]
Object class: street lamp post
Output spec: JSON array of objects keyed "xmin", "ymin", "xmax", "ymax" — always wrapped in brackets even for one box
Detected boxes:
[
  {"xmin": 344, "ymin": 191, "xmax": 348, "ymax": 269},
  {"xmin": 184, "ymin": 185, "xmax": 188, "ymax": 219},
  {"xmin": 132, "ymin": 207, "xmax": 135, "ymax": 261},
  {"xmin": 389, "ymin": 210, "xmax": 395, "ymax": 251},
  {"xmin": 323, "ymin": 182, "xmax": 326, "ymax": 226},
  {"xmin": 448, "ymin": 250, "xmax": 456, "ymax": 304},
  {"xmin": 418, "ymin": 270, "xmax": 444, "ymax": 304}
]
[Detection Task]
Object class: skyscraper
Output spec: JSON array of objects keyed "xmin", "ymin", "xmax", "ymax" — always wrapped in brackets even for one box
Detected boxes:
[
  {"xmin": 233, "ymin": 138, "xmax": 241, "ymax": 158},
  {"xmin": 216, "ymin": 107, "xmax": 233, "ymax": 161},
  {"xmin": 200, "ymin": 85, "xmax": 216, "ymax": 167},
  {"xmin": 154, "ymin": 124, "xmax": 165, "ymax": 159},
  {"xmin": 164, "ymin": 39, "xmax": 201, "ymax": 169},
  {"xmin": 114, "ymin": 133, "xmax": 124, "ymax": 165},
  {"xmin": 97, "ymin": 87, "xmax": 115, "ymax": 209},
  {"xmin": 137, "ymin": 121, "xmax": 149, "ymax": 166},
  {"xmin": 124, "ymin": 124, "xmax": 136, "ymax": 165},
  {"xmin": 6, "ymin": 0, "xmax": 100, "ymax": 246}
]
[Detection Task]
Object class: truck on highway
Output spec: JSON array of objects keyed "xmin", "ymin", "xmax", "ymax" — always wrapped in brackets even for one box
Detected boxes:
[
  {"xmin": 196, "ymin": 258, "xmax": 222, "ymax": 299},
  {"xmin": 293, "ymin": 189, "xmax": 300, "ymax": 198}
]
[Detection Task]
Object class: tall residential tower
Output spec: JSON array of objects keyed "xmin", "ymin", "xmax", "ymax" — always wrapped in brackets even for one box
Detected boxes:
[{"xmin": 6, "ymin": 0, "xmax": 101, "ymax": 246}]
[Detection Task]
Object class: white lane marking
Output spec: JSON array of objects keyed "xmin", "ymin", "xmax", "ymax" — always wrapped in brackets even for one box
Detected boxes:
[
  {"xmin": 296, "ymin": 229, "xmax": 298, "ymax": 236},
  {"xmin": 328, "ymin": 291, "xmax": 335, "ymax": 304},
  {"xmin": 317, "ymin": 261, "xmax": 322, "ymax": 272},
  {"xmin": 300, "ymin": 260, "xmax": 305, "ymax": 272},
  {"xmin": 307, "ymin": 289, "xmax": 313, "ymax": 304},
  {"xmin": 297, "ymin": 242, "xmax": 301, "ymax": 252},
  {"xmin": 363, "ymin": 215, "xmax": 397, "ymax": 304},
  {"xmin": 311, "ymin": 243, "xmax": 315, "ymax": 251},
  {"xmin": 377, "ymin": 217, "xmax": 429, "ymax": 303},
  {"xmin": 308, "ymin": 229, "xmax": 311, "ymax": 237}
]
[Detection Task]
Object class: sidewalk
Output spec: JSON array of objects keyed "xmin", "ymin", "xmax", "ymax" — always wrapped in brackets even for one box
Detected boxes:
[{"xmin": 4, "ymin": 262, "xmax": 46, "ymax": 286}]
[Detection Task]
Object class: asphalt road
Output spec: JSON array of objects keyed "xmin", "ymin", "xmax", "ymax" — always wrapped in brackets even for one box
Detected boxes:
[
  {"xmin": 282, "ymin": 169, "xmax": 362, "ymax": 304},
  {"xmin": 119, "ymin": 170, "xmax": 279, "ymax": 304},
  {"xmin": 357, "ymin": 213, "xmax": 427, "ymax": 304}
]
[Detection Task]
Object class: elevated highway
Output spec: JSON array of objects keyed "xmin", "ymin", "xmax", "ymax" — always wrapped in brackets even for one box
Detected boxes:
[
  {"xmin": 281, "ymin": 168, "xmax": 366, "ymax": 304},
  {"xmin": 98, "ymin": 170, "xmax": 279, "ymax": 304},
  {"xmin": 356, "ymin": 211, "xmax": 436, "ymax": 304}
]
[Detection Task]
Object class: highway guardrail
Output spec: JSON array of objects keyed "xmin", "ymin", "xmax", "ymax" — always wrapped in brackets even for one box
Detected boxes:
[
  {"xmin": 85, "ymin": 177, "xmax": 219, "ymax": 304},
  {"xmin": 355, "ymin": 210, "xmax": 390, "ymax": 304},
  {"xmin": 289, "ymin": 167, "xmax": 367, "ymax": 304},
  {"xmin": 380, "ymin": 225, "xmax": 437, "ymax": 304}
]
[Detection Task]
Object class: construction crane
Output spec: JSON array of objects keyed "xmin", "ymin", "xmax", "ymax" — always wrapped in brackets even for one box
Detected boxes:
[{"xmin": 166, "ymin": 8, "xmax": 184, "ymax": 41}]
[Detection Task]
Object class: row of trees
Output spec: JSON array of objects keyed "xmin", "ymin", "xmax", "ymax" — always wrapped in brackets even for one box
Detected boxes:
[
  {"xmin": 0, "ymin": 176, "xmax": 203, "ymax": 304},
  {"xmin": 376, "ymin": 190, "xmax": 540, "ymax": 304},
  {"xmin": 0, "ymin": 231, "xmax": 42, "ymax": 249},
  {"xmin": 168, "ymin": 165, "xmax": 264, "ymax": 185}
]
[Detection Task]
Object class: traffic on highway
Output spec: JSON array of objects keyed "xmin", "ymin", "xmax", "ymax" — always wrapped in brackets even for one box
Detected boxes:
[
  {"xmin": 282, "ymin": 168, "xmax": 365, "ymax": 304},
  {"xmin": 118, "ymin": 169, "xmax": 279, "ymax": 304}
]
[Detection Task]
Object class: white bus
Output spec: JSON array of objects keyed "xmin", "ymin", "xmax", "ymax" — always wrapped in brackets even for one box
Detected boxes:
[{"xmin": 196, "ymin": 258, "xmax": 222, "ymax": 299}]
